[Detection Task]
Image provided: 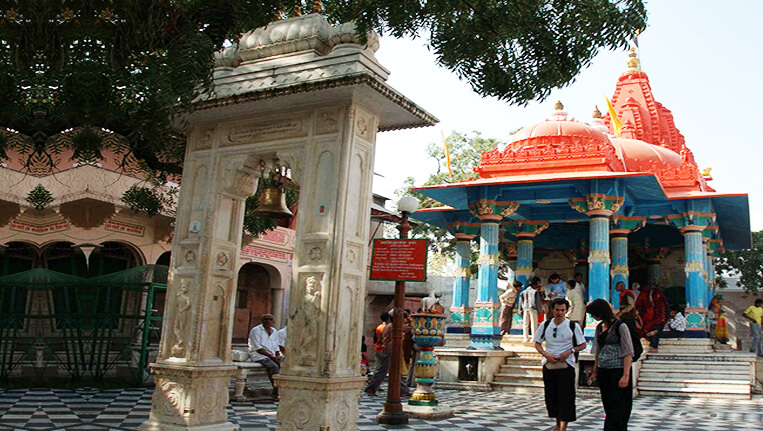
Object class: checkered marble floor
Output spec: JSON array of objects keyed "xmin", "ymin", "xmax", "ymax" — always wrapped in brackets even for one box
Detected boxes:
[{"xmin": 0, "ymin": 385, "xmax": 761, "ymax": 430}]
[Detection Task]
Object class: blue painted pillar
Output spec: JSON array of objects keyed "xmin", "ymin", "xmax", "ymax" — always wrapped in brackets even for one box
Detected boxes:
[
  {"xmin": 683, "ymin": 226, "xmax": 706, "ymax": 309},
  {"xmin": 470, "ymin": 219, "xmax": 502, "ymax": 349},
  {"xmin": 515, "ymin": 239, "xmax": 534, "ymax": 288},
  {"xmin": 448, "ymin": 234, "xmax": 474, "ymax": 334},
  {"xmin": 610, "ymin": 230, "xmax": 629, "ymax": 309},
  {"xmin": 588, "ymin": 213, "xmax": 611, "ymax": 302}
]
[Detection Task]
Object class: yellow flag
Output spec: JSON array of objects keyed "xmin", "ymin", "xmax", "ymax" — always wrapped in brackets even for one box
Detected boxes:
[
  {"xmin": 604, "ymin": 93, "xmax": 622, "ymax": 137},
  {"xmin": 442, "ymin": 130, "xmax": 453, "ymax": 179}
]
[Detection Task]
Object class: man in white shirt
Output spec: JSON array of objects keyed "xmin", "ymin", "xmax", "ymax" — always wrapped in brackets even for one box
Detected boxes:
[
  {"xmin": 574, "ymin": 272, "xmax": 587, "ymax": 302},
  {"xmin": 520, "ymin": 278, "xmax": 544, "ymax": 342},
  {"xmin": 535, "ymin": 298, "xmax": 587, "ymax": 431},
  {"xmin": 248, "ymin": 314, "xmax": 281, "ymax": 396}
]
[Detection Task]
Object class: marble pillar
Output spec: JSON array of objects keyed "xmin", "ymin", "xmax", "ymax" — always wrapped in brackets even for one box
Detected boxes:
[
  {"xmin": 448, "ymin": 234, "xmax": 474, "ymax": 334},
  {"xmin": 142, "ymin": 14, "xmax": 436, "ymax": 430}
]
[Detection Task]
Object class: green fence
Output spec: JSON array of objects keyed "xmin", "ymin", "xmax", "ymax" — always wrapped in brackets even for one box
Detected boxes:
[{"xmin": 0, "ymin": 265, "xmax": 166, "ymax": 387}]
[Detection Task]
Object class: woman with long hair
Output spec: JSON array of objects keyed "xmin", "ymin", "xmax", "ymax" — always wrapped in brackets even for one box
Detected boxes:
[{"xmin": 586, "ymin": 299, "xmax": 634, "ymax": 431}]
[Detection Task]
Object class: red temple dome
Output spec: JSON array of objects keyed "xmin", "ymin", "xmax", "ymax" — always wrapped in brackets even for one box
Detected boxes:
[
  {"xmin": 475, "ymin": 102, "xmax": 624, "ymax": 178},
  {"xmin": 610, "ymin": 137, "xmax": 682, "ymax": 172}
]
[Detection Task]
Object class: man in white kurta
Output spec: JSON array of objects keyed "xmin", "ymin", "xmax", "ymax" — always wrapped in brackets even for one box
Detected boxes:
[{"xmin": 248, "ymin": 314, "xmax": 281, "ymax": 395}]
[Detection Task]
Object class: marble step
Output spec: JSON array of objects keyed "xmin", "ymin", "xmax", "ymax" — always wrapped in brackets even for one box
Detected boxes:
[
  {"xmin": 638, "ymin": 377, "xmax": 750, "ymax": 387},
  {"xmin": 493, "ymin": 373, "xmax": 544, "ymax": 382},
  {"xmin": 638, "ymin": 387, "xmax": 751, "ymax": 399},
  {"xmin": 498, "ymin": 365, "xmax": 543, "ymax": 376},
  {"xmin": 641, "ymin": 359, "xmax": 752, "ymax": 370},
  {"xmin": 644, "ymin": 353, "xmax": 757, "ymax": 361},
  {"xmin": 491, "ymin": 381, "xmax": 546, "ymax": 394},
  {"xmin": 639, "ymin": 371, "xmax": 749, "ymax": 380},
  {"xmin": 502, "ymin": 359, "xmax": 542, "ymax": 366}
]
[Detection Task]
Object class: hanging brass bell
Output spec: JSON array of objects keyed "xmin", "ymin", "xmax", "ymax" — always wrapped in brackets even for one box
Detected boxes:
[{"xmin": 252, "ymin": 186, "xmax": 293, "ymax": 219}]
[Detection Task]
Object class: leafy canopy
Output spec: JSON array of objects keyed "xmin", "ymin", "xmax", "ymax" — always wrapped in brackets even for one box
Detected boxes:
[
  {"xmin": 716, "ymin": 231, "xmax": 763, "ymax": 294},
  {"xmin": 397, "ymin": 132, "xmax": 500, "ymax": 273},
  {"xmin": 0, "ymin": 1, "xmax": 646, "ymax": 178}
]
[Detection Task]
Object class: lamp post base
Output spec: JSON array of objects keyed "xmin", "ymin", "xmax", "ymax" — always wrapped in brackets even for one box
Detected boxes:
[
  {"xmin": 376, "ymin": 410, "xmax": 409, "ymax": 425},
  {"xmin": 403, "ymin": 403, "xmax": 455, "ymax": 420}
]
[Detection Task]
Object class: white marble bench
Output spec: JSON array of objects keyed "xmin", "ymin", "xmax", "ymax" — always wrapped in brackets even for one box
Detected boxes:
[{"xmin": 231, "ymin": 361, "xmax": 268, "ymax": 401}]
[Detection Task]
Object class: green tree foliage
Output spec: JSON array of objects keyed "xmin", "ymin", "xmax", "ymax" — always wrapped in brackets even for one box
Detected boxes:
[
  {"xmin": 0, "ymin": 1, "xmax": 646, "ymax": 179},
  {"xmin": 397, "ymin": 131, "xmax": 500, "ymax": 271},
  {"xmin": 716, "ymin": 231, "xmax": 763, "ymax": 294}
]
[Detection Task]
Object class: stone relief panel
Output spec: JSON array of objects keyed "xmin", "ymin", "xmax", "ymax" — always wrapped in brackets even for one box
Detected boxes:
[
  {"xmin": 170, "ymin": 279, "xmax": 193, "ymax": 358},
  {"xmin": 315, "ymin": 108, "xmax": 340, "ymax": 135},
  {"xmin": 347, "ymin": 151, "xmax": 367, "ymax": 240},
  {"xmin": 192, "ymin": 127, "xmax": 215, "ymax": 151},
  {"xmin": 285, "ymin": 274, "xmax": 324, "ymax": 371},
  {"xmin": 154, "ymin": 378, "xmax": 185, "ymax": 418},
  {"xmin": 302, "ymin": 240, "xmax": 329, "ymax": 265},
  {"xmin": 354, "ymin": 108, "xmax": 373, "ymax": 142}
]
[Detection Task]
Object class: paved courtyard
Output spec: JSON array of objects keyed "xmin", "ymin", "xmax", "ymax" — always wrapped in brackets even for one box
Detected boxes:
[{"xmin": 0, "ymin": 385, "xmax": 762, "ymax": 430}]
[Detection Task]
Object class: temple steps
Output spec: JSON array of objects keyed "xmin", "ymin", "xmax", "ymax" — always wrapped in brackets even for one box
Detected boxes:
[
  {"xmin": 491, "ymin": 352, "xmax": 545, "ymax": 394},
  {"xmin": 636, "ymin": 346, "xmax": 757, "ymax": 399}
]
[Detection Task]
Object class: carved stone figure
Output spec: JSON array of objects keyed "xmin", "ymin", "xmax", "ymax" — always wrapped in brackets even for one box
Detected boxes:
[
  {"xmin": 295, "ymin": 276, "xmax": 322, "ymax": 366},
  {"xmin": 171, "ymin": 280, "xmax": 193, "ymax": 357}
]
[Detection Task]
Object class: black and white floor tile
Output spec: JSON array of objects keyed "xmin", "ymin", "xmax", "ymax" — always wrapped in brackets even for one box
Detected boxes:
[{"xmin": 0, "ymin": 385, "xmax": 761, "ymax": 430}]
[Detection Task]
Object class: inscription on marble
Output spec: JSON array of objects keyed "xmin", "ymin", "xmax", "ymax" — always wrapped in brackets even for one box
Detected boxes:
[{"xmin": 225, "ymin": 116, "xmax": 308, "ymax": 145}]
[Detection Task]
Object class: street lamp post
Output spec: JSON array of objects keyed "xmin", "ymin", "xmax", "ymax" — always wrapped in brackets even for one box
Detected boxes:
[{"xmin": 376, "ymin": 195, "xmax": 418, "ymax": 425}]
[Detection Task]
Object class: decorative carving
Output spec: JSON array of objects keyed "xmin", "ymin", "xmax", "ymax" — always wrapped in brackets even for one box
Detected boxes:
[
  {"xmin": 476, "ymin": 253, "xmax": 500, "ymax": 266},
  {"xmin": 346, "ymin": 249, "xmax": 356, "ymax": 264},
  {"xmin": 184, "ymin": 250, "xmax": 196, "ymax": 264},
  {"xmin": 156, "ymin": 379, "xmax": 183, "ymax": 417},
  {"xmin": 225, "ymin": 116, "xmax": 309, "ymax": 146},
  {"xmin": 193, "ymin": 128, "xmax": 214, "ymax": 151},
  {"xmin": 216, "ymin": 252, "xmax": 229, "ymax": 267},
  {"xmin": 308, "ymin": 247, "xmax": 322, "ymax": 261},
  {"xmin": 171, "ymin": 280, "xmax": 193, "ymax": 358},
  {"xmin": 316, "ymin": 110, "xmax": 339, "ymax": 134},
  {"xmin": 588, "ymin": 249, "xmax": 611, "ymax": 264},
  {"xmin": 355, "ymin": 115, "xmax": 369, "ymax": 139},
  {"xmin": 291, "ymin": 276, "xmax": 322, "ymax": 366},
  {"xmin": 453, "ymin": 267, "xmax": 471, "ymax": 278}
]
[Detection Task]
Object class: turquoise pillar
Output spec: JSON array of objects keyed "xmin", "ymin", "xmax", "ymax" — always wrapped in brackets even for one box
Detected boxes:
[
  {"xmin": 683, "ymin": 226, "xmax": 706, "ymax": 309},
  {"xmin": 570, "ymin": 194, "xmax": 625, "ymax": 303},
  {"xmin": 470, "ymin": 219, "xmax": 501, "ymax": 349},
  {"xmin": 588, "ymin": 213, "xmax": 611, "ymax": 302},
  {"xmin": 515, "ymin": 239, "xmax": 534, "ymax": 287},
  {"xmin": 468, "ymin": 200, "xmax": 519, "ymax": 350},
  {"xmin": 609, "ymin": 230, "xmax": 629, "ymax": 309},
  {"xmin": 448, "ymin": 234, "xmax": 474, "ymax": 334}
]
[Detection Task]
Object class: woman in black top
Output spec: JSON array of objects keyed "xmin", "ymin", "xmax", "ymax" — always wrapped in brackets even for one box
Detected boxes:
[{"xmin": 586, "ymin": 299, "xmax": 634, "ymax": 431}]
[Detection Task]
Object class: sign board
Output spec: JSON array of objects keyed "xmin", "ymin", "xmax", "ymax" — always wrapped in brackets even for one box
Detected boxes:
[{"xmin": 369, "ymin": 239, "xmax": 428, "ymax": 282}]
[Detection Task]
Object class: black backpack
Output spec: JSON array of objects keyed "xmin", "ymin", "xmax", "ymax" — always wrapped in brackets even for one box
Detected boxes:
[
  {"xmin": 610, "ymin": 319, "xmax": 643, "ymax": 362},
  {"xmin": 540, "ymin": 319, "xmax": 583, "ymax": 361}
]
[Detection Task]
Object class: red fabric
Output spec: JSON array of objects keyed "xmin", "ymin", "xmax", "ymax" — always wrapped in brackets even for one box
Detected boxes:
[
  {"xmin": 374, "ymin": 323, "xmax": 386, "ymax": 352},
  {"xmin": 619, "ymin": 289, "xmax": 634, "ymax": 305},
  {"xmin": 635, "ymin": 286, "xmax": 666, "ymax": 333}
]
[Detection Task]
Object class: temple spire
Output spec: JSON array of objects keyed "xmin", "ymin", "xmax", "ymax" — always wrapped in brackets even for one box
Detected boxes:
[{"xmin": 627, "ymin": 47, "xmax": 641, "ymax": 71}]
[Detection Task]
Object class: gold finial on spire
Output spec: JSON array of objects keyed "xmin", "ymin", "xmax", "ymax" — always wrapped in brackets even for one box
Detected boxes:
[
  {"xmin": 593, "ymin": 106, "xmax": 602, "ymax": 119},
  {"xmin": 627, "ymin": 47, "xmax": 641, "ymax": 71},
  {"xmin": 555, "ymin": 101, "xmax": 564, "ymax": 110},
  {"xmin": 313, "ymin": 1, "xmax": 323, "ymax": 13},
  {"xmin": 294, "ymin": 4, "xmax": 302, "ymax": 16}
]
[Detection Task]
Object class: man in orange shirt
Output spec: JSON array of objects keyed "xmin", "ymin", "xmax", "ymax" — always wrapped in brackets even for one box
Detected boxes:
[{"xmin": 372, "ymin": 312, "xmax": 390, "ymax": 373}]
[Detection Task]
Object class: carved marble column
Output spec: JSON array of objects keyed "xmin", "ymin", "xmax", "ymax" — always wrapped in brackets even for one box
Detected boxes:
[
  {"xmin": 468, "ymin": 200, "xmax": 518, "ymax": 350},
  {"xmin": 140, "ymin": 153, "xmax": 266, "ymax": 431}
]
